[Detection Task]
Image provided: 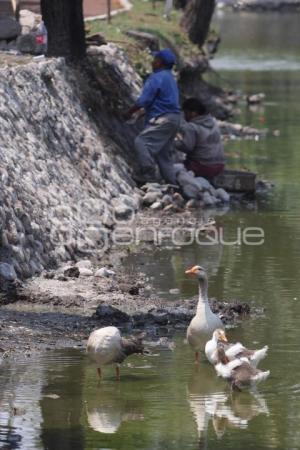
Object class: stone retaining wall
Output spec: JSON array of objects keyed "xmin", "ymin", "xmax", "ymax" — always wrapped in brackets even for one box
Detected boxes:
[{"xmin": 0, "ymin": 45, "xmax": 142, "ymax": 285}]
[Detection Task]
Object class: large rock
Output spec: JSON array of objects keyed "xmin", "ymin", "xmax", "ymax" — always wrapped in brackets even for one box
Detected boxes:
[
  {"xmin": 79, "ymin": 267, "xmax": 94, "ymax": 276},
  {"xmin": 95, "ymin": 267, "xmax": 115, "ymax": 278},
  {"xmin": 216, "ymin": 188, "xmax": 230, "ymax": 203},
  {"xmin": 177, "ymin": 170, "xmax": 201, "ymax": 199},
  {"xmin": 142, "ymin": 191, "xmax": 163, "ymax": 206},
  {"xmin": 0, "ymin": 18, "xmax": 21, "ymax": 40},
  {"xmin": 194, "ymin": 177, "xmax": 212, "ymax": 191},
  {"xmin": 75, "ymin": 260, "xmax": 93, "ymax": 269},
  {"xmin": 64, "ymin": 266, "xmax": 80, "ymax": 278},
  {"xmin": 113, "ymin": 203, "xmax": 134, "ymax": 221},
  {"xmin": 16, "ymin": 33, "xmax": 36, "ymax": 54},
  {"xmin": 118, "ymin": 194, "xmax": 139, "ymax": 211},
  {"xmin": 0, "ymin": 263, "xmax": 17, "ymax": 281},
  {"xmin": 203, "ymin": 191, "xmax": 216, "ymax": 206},
  {"xmin": 0, "ymin": 40, "xmax": 8, "ymax": 51},
  {"xmin": 94, "ymin": 304, "xmax": 130, "ymax": 324}
]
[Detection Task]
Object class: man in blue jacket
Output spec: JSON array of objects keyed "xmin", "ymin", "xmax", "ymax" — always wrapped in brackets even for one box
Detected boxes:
[{"xmin": 128, "ymin": 49, "xmax": 180, "ymax": 185}]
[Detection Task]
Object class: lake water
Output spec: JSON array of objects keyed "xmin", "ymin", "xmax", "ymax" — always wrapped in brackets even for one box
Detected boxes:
[{"xmin": 1, "ymin": 10, "xmax": 300, "ymax": 450}]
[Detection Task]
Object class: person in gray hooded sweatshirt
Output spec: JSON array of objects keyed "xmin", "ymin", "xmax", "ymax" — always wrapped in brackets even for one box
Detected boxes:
[{"xmin": 175, "ymin": 98, "xmax": 225, "ymax": 180}]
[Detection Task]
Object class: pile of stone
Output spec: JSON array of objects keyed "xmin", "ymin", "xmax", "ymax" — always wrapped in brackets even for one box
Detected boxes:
[
  {"xmin": 0, "ymin": 16, "xmax": 21, "ymax": 52},
  {"xmin": 61, "ymin": 260, "xmax": 116, "ymax": 279},
  {"xmin": 218, "ymin": 120, "xmax": 268, "ymax": 140},
  {"xmin": 0, "ymin": 10, "xmax": 46, "ymax": 55},
  {"xmin": 139, "ymin": 168, "xmax": 230, "ymax": 212}
]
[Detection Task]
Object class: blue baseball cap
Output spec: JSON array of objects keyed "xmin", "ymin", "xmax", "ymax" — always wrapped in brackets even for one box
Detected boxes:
[{"xmin": 152, "ymin": 48, "xmax": 176, "ymax": 66}]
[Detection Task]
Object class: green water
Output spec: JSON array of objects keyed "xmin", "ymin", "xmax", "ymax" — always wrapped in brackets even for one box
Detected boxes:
[{"xmin": 1, "ymin": 11, "xmax": 300, "ymax": 450}]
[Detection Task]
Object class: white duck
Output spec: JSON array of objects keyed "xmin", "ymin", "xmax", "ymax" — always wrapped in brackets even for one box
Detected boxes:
[
  {"xmin": 86, "ymin": 326, "xmax": 144, "ymax": 380},
  {"xmin": 215, "ymin": 346, "xmax": 270, "ymax": 391},
  {"xmin": 205, "ymin": 329, "xmax": 268, "ymax": 367},
  {"xmin": 186, "ymin": 265, "xmax": 224, "ymax": 362}
]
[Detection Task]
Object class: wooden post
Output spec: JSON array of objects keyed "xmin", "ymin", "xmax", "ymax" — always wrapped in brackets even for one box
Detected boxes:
[
  {"xmin": 11, "ymin": 0, "xmax": 19, "ymax": 19},
  {"xmin": 107, "ymin": 0, "xmax": 111, "ymax": 23}
]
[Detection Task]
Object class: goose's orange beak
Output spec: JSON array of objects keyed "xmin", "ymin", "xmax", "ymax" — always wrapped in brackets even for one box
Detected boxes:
[
  {"xmin": 220, "ymin": 332, "xmax": 228, "ymax": 343},
  {"xmin": 185, "ymin": 266, "xmax": 198, "ymax": 275}
]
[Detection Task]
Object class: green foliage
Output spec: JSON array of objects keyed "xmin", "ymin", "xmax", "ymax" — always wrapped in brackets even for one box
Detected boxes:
[{"xmin": 86, "ymin": 0, "xmax": 201, "ymax": 77}]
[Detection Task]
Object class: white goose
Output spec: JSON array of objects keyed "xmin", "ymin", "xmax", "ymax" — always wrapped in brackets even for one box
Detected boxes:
[
  {"xmin": 215, "ymin": 346, "xmax": 270, "ymax": 391},
  {"xmin": 86, "ymin": 326, "xmax": 144, "ymax": 380},
  {"xmin": 186, "ymin": 265, "xmax": 224, "ymax": 362},
  {"xmin": 205, "ymin": 329, "xmax": 268, "ymax": 367}
]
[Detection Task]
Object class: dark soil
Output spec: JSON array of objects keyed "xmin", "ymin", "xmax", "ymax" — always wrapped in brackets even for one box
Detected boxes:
[{"xmin": 0, "ymin": 249, "xmax": 263, "ymax": 362}]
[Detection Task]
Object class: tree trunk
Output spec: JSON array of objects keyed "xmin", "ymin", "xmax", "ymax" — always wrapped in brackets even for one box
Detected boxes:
[
  {"xmin": 181, "ymin": 0, "xmax": 216, "ymax": 48},
  {"xmin": 41, "ymin": 0, "xmax": 86, "ymax": 59}
]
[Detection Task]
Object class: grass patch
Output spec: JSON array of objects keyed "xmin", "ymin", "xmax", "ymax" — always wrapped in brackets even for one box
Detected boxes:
[{"xmin": 86, "ymin": 0, "xmax": 201, "ymax": 77}]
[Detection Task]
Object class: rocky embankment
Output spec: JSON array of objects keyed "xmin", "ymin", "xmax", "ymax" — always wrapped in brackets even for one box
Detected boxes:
[
  {"xmin": 0, "ymin": 39, "xmax": 272, "ymax": 301},
  {"xmin": 0, "ymin": 42, "xmax": 264, "ymax": 290},
  {"xmin": 0, "ymin": 44, "xmax": 144, "ymax": 288}
]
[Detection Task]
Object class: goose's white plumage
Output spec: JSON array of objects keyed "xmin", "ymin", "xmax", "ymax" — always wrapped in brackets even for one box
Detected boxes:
[
  {"xmin": 205, "ymin": 329, "xmax": 268, "ymax": 367},
  {"xmin": 215, "ymin": 359, "xmax": 270, "ymax": 387},
  {"xmin": 205, "ymin": 329, "xmax": 228, "ymax": 365},
  {"xmin": 87, "ymin": 326, "xmax": 122, "ymax": 367},
  {"xmin": 215, "ymin": 358, "xmax": 244, "ymax": 379},
  {"xmin": 86, "ymin": 326, "xmax": 144, "ymax": 379},
  {"xmin": 215, "ymin": 346, "xmax": 270, "ymax": 390},
  {"xmin": 186, "ymin": 266, "xmax": 224, "ymax": 360},
  {"xmin": 225, "ymin": 343, "xmax": 268, "ymax": 367}
]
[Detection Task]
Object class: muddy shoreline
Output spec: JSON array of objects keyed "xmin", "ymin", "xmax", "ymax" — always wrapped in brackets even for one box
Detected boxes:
[{"xmin": 0, "ymin": 242, "xmax": 263, "ymax": 361}]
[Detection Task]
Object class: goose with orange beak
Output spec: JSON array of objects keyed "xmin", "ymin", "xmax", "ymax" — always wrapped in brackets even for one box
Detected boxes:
[
  {"xmin": 185, "ymin": 265, "xmax": 224, "ymax": 362},
  {"xmin": 205, "ymin": 328, "xmax": 268, "ymax": 367}
]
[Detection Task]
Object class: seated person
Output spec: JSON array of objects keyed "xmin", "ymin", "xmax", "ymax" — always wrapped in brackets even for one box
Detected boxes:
[{"xmin": 175, "ymin": 98, "xmax": 225, "ymax": 180}]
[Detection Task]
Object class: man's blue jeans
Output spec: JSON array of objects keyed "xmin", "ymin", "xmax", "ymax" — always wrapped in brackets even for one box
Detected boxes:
[{"xmin": 134, "ymin": 113, "xmax": 180, "ymax": 184}]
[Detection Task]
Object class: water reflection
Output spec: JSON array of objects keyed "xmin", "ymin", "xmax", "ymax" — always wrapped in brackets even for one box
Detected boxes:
[
  {"xmin": 0, "ymin": 362, "xmax": 44, "ymax": 449},
  {"xmin": 85, "ymin": 384, "xmax": 144, "ymax": 434},
  {"xmin": 187, "ymin": 366, "xmax": 269, "ymax": 445}
]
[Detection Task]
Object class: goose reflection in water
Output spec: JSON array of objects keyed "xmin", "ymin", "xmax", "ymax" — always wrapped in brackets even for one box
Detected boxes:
[
  {"xmin": 86, "ymin": 384, "xmax": 144, "ymax": 434},
  {"xmin": 187, "ymin": 366, "xmax": 269, "ymax": 445}
]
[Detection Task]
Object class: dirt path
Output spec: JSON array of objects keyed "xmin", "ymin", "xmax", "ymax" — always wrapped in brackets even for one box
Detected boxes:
[
  {"xmin": 84, "ymin": 0, "xmax": 124, "ymax": 18},
  {"xmin": 12, "ymin": 0, "xmax": 125, "ymax": 18}
]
